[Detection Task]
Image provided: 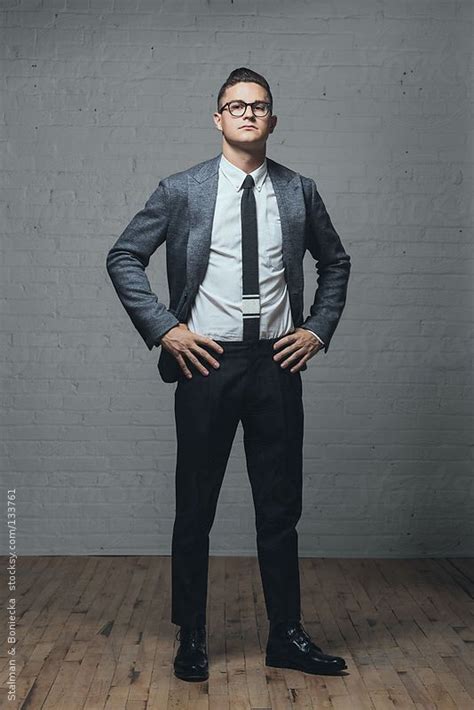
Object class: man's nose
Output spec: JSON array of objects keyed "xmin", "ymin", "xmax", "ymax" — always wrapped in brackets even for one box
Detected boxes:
[{"xmin": 243, "ymin": 104, "xmax": 255, "ymax": 118}]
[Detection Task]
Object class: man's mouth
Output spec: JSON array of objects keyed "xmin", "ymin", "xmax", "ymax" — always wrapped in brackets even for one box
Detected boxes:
[{"xmin": 240, "ymin": 125, "xmax": 257, "ymax": 130}]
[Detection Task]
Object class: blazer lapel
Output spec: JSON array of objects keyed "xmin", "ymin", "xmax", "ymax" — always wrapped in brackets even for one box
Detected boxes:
[
  {"xmin": 267, "ymin": 158, "xmax": 306, "ymax": 293},
  {"xmin": 186, "ymin": 154, "xmax": 221, "ymax": 296}
]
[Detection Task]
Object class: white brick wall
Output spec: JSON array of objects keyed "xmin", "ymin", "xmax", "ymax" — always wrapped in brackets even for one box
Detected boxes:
[{"xmin": 1, "ymin": 0, "xmax": 472, "ymax": 556}]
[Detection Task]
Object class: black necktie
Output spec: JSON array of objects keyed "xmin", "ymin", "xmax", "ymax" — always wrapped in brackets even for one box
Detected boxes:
[{"xmin": 240, "ymin": 174, "xmax": 260, "ymax": 340}]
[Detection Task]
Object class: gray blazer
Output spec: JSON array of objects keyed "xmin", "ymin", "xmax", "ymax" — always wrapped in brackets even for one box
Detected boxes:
[{"xmin": 106, "ymin": 153, "xmax": 351, "ymax": 383}]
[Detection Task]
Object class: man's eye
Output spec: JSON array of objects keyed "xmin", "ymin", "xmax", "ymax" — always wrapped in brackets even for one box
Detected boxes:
[{"xmin": 230, "ymin": 101, "xmax": 245, "ymax": 108}]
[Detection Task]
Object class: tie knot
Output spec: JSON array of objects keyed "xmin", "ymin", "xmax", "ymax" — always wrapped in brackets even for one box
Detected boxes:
[{"xmin": 241, "ymin": 174, "xmax": 255, "ymax": 190}]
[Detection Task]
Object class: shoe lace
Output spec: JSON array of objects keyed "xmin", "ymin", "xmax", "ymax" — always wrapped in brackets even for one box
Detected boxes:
[
  {"xmin": 289, "ymin": 622, "xmax": 323, "ymax": 653},
  {"xmin": 175, "ymin": 626, "xmax": 206, "ymax": 648}
]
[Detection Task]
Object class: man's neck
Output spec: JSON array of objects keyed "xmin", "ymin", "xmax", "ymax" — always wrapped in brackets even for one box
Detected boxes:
[{"xmin": 221, "ymin": 145, "xmax": 266, "ymax": 174}]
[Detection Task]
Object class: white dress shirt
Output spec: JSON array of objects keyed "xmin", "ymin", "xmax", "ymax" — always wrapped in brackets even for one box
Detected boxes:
[{"xmin": 186, "ymin": 153, "xmax": 325, "ymax": 346}]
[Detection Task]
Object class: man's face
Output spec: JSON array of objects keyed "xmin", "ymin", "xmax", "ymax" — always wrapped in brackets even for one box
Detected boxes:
[{"xmin": 213, "ymin": 82, "xmax": 277, "ymax": 150}]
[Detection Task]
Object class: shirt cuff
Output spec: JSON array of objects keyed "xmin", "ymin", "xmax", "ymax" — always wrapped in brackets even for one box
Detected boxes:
[{"xmin": 303, "ymin": 329, "xmax": 325, "ymax": 346}]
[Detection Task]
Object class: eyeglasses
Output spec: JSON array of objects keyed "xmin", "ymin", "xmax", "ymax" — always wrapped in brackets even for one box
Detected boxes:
[{"xmin": 218, "ymin": 100, "xmax": 272, "ymax": 118}]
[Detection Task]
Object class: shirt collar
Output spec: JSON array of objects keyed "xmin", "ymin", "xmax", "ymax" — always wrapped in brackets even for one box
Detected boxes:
[{"xmin": 219, "ymin": 152, "xmax": 267, "ymax": 192}]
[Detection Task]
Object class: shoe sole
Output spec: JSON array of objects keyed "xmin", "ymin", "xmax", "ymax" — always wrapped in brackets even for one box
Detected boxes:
[
  {"xmin": 266, "ymin": 656, "xmax": 347, "ymax": 675},
  {"xmin": 174, "ymin": 669, "xmax": 209, "ymax": 682}
]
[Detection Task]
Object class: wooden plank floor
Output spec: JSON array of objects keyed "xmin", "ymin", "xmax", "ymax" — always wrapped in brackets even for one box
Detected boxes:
[{"xmin": 0, "ymin": 557, "xmax": 473, "ymax": 709}]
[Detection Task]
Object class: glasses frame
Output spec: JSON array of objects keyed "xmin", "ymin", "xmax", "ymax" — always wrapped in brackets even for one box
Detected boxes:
[{"xmin": 218, "ymin": 100, "xmax": 273, "ymax": 118}]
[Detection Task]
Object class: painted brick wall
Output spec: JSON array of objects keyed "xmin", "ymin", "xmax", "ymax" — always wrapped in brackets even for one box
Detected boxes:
[{"xmin": 1, "ymin": 0, "xmax": 472, "ymax": 556}]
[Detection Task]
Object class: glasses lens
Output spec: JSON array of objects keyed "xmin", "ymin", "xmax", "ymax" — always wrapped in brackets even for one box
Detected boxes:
[
  {"xmin": 228, "ymin": 101, "xmax": 246, "ymax": 116},
  {"xmin": 253, "ymin": 102, "xmax": 270, "ymax": 116}
]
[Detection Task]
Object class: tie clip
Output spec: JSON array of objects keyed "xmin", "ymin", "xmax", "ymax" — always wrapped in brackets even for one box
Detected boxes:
[{"xmin": 242, "ymin": 295, "xmax": 261, "ymax": 316}]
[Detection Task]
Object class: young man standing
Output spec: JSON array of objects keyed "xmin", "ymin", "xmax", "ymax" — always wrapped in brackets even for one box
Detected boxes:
[{"xmin": 106, "ymin": 67, "xmax": 351, "ymax": 682}]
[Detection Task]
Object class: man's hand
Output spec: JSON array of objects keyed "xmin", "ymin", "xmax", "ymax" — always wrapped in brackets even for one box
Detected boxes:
[
  {"xmin": 160, "ymin": 324, "xmax": 224, "ymax": 379},
  {"xmin": 272, "ymin": 328, "xmax": 323, "ymax": 373}
]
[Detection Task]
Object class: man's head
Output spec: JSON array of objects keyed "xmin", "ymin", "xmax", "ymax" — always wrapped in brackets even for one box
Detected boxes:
[{"xmin": 213, "ymin": 67, "xmax": 277, "ymax": 152}]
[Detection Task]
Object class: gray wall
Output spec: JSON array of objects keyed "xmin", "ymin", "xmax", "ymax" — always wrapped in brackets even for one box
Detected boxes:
[{"xmin": 1, "ymin": 1, "xmax": 472, "ymax": 556}]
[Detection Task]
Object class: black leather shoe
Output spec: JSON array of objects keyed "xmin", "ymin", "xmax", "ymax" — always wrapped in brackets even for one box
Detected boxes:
[
  {"xmin": 266, "ymin": 621, "xmax": 347, "ymax": 676},
  {"xmin": 173, "ymin": 625, "xmax": 209, "ymax": 682}
]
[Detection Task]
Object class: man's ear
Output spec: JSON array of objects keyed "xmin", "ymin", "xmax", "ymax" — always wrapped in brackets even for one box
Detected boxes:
[
  {"xmin": 212, "ymin": 112, "xmax": 223, "ymax": 132},
  {"xmin": 268, "ymin": 115, "xmax": 277, "ymax": 134}
]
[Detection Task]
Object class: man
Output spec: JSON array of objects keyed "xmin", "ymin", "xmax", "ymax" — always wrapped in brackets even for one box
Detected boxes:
[{"xmin": 106, "ymin": 67, "xmax": 351, "ymax": 682}]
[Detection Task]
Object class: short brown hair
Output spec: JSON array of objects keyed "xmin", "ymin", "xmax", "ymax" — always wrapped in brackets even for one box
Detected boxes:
[{"xmin": 217, "ymin": 67, "xmax": 273, "ymax": 111}]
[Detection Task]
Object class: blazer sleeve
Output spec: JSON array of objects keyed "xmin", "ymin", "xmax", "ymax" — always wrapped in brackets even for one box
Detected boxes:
[
  {"xmin": 300, "ymin": 177, "xmax": 351, "ymax": 353},
  {"xmin": 106, "ymin": 180, "xmax": 180, "ymax": 350}
]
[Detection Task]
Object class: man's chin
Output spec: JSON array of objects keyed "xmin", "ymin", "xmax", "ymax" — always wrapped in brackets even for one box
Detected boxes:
[{"xmin": 226, "ymin": 134, "xmax": 265, "ymax": 148}]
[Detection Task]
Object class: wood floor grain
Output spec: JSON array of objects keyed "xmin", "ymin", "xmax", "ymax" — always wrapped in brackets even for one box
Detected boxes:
[{"xmin": 1, "ymin": 557, "xmax": 473, "ymax": 709}]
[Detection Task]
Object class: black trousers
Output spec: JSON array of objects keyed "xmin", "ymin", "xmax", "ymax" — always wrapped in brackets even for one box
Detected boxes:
[{"xmin": 171, "ymin": 336, "xmax": 304, "ymax": 628}]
